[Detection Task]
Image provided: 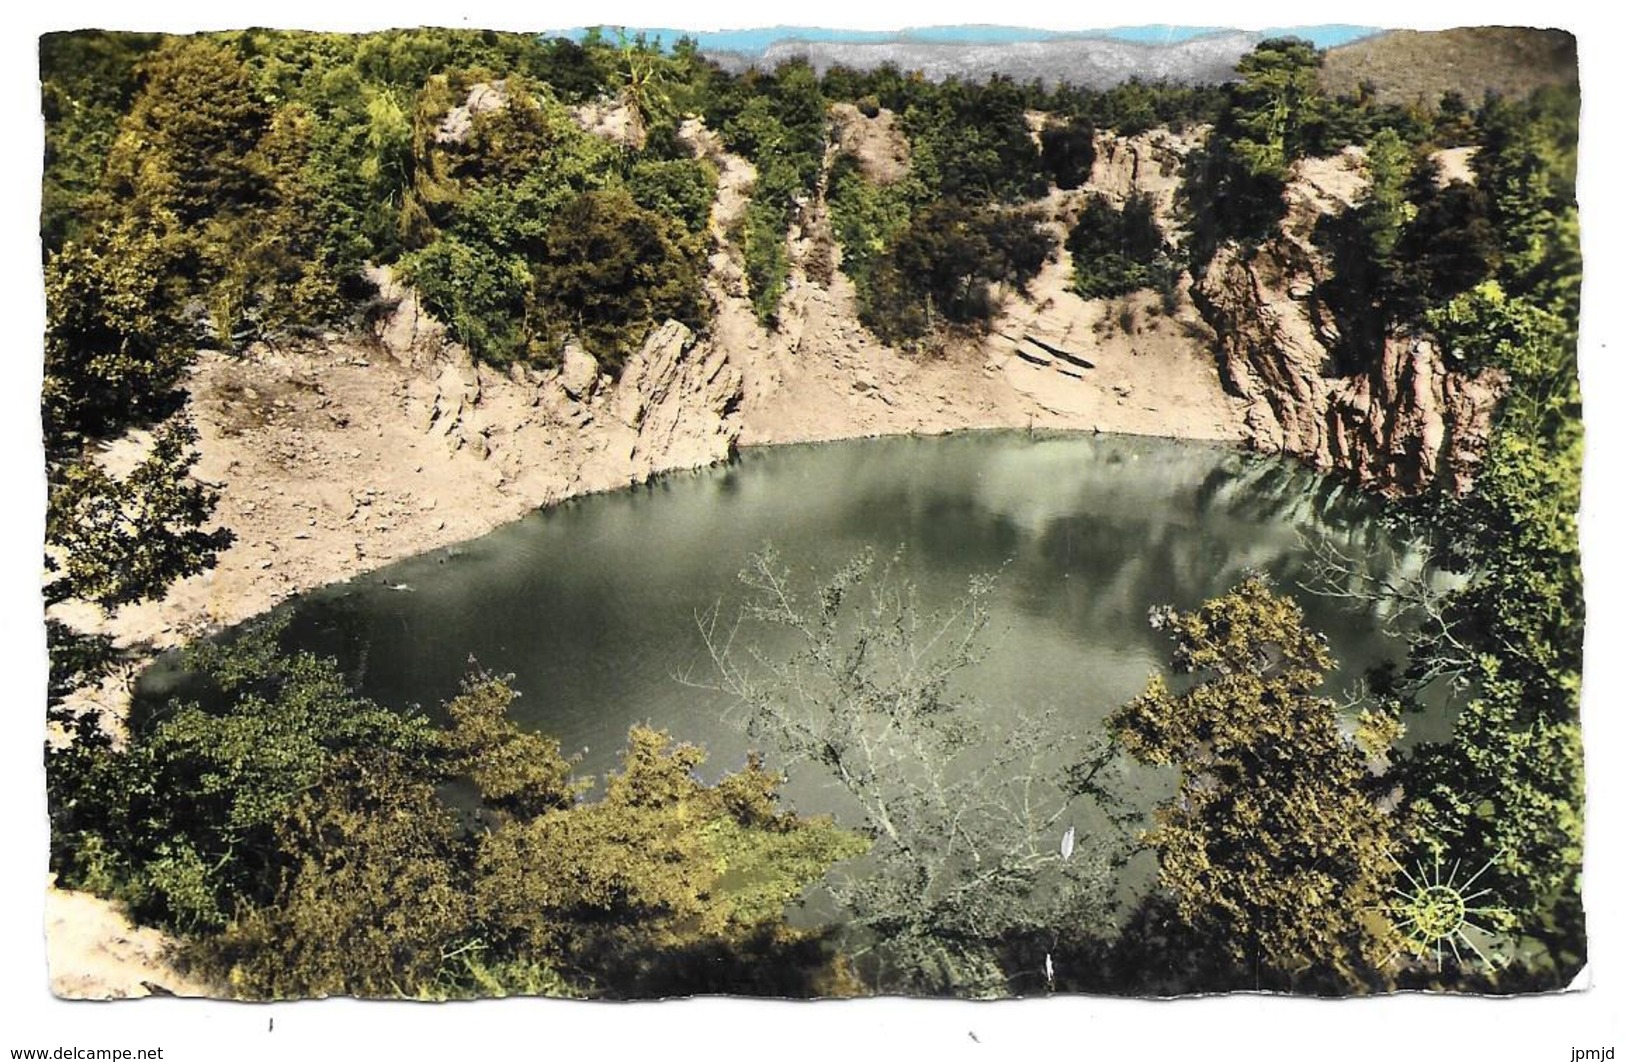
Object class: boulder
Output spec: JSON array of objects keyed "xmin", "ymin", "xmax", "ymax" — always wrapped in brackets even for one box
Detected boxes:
[
  {"xmin": 436, "ymin": 81, "xmax": 510, "ymax": 145},
  {"xmin": 367, "ymin": 264, "xmax": 455, "ymax": 371},
  {"xmin": 559, "ymin": 339, "xmax": 599, "ymax": 400}
]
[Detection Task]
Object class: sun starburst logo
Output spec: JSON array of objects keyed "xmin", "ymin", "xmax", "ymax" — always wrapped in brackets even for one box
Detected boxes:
[{"xmin": 1381, "ymin": 849, "xmax": 1513, "ymax": 970}]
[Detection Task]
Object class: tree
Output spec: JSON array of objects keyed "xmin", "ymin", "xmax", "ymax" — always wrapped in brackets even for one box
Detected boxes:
[
  {"xmin": 611, "ymin": 30, "xmax": 675, "ymax": 149},
  {"xmin": 201, "ymin": 746, "xmax": 480, "ymax": 999},
  {"xmin": 42, "ymin": 223, "xmax": 191, "ymax": 440},
  {"xmin": 39, "ymin": 31, "xmax": 161, "ymax": 253},
  {"xmin": 901, "ymin": 75, "xmax": 1046, "ymax": 205},
  {"xmin": 1227, "ymin": 38, "xmax": 1324, "ymax": 183},
  {"xmin": 1108, "ymin": 576, "xmax": 1403, "ymax": 991},
  {"xmin": 703, "ymin": 550, "xmax": 1123, "ymax": 996},
  {"xmin": 100, "ymin": 36, "xmax": 274, "ymax": 227},
  {"xmin": 48, "ymin": 620, "xmax": 439, "ymax": 931},
  {"xmin": 440, "ymin": 671, "xmax": 584, "ymax": 819},
  {"xmin": 529, "ymin": 186, "xmax": 706, "ymax": 368},
  {"xmin": 1039, "ymin": 118, "xmax": 1096, "ymax": 191},
  {"xmin": 1472, "ymin": 86, "xmax": 1581, "ymax": 322},
  {"xmin": 1389, "ymin": 156, "xmax": 1496, "ymax": 317},
  {"xmin": 1180, "ymin": 39, "xmax": 1325, "ymax": 267},
  {"xmin": 44, "ymin": 418, "xmax": 234, "ymax": 616},
  {"xmin": 1312, "ymin": 129, "xmax": 1419, "ymax": 369},
  {"xmin": 859, "ymin": 200, "xmax": 1054, "ymax": 345},
  {"xmin": 475, "ymin": 723, "xmax": 868, "ymax": 996}
]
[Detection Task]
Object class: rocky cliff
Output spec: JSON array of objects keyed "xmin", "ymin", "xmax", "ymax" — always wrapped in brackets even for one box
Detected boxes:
[
  {"xmin": 1191, "ymin": 150, "xmax": 1505, "ymax": 496},
  {"xmin": 368, "ymin": 264, "xmax": 744, "ymax": 487}
]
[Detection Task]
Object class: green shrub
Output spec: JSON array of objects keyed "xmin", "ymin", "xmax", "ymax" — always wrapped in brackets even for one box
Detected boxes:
[
  {"xmin": 627, "ymin": 156, "xmax": 719, "ymax": 235},
  {"xmin": 1039, "ymin": 118, "xmax": 1097, "ymax": 190},
  {"xmin": 858, "ymin": 199, "xmax": 1054, "ymax": 345},
  {"xmin": 529, "ymin": 187, "xmax": 706, "ymax": 370},
  {"xmin": 1067, "ymin": 192, "xmax": 1173, "ymax": 300}
]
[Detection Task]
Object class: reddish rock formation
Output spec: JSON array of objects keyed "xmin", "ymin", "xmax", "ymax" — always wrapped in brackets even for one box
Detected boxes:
[{"xmin": 1192, "ymin": 150, "xmax": 1504, "ymax": 496}]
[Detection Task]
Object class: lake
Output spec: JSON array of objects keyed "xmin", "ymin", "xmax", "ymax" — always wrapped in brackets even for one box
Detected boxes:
[{"xmin": 137, "ymin": 430, "xmax": 1431, "ymax": 829}]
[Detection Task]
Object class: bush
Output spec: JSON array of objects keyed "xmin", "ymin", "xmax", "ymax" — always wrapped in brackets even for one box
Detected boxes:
[
  {"xmin": 824, "ymin": 153, "xmax": 918, "ymax": 286},
  {"xmin": 529, "ymin": 187, "xmax": 706, "ymax": 370},
  {"xmin": 1039, "ymin": 118, "xmax": 1097, "ymax": 190},
  {"xmin": 1067, "ymin": 192, "xmax": 1173, "ymax": 300},
  {"xmin": 859, "ymin": 200, "xmax": 1054, "ymax": 345},
  {"xmin": 627, "ymin": 156, "xmax": 718, "ymax": 236},
  {"xmin": 398, "ymin": 236, "xmax": 532, "ymax": 364}
]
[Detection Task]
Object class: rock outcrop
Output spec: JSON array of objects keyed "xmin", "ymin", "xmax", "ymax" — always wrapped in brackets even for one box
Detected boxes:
[
  {"xmin": 558, "ymin": 339, "xmax": 600, "ymax": 400},
  {"xmin": 1086, "ymin": 127, "xmax": 1199, "ymax": 232},
  {"xmin": 367, "ymin": 263, "xmax": 455, "ymax": 371},
  {"xmin": 614, "ymin": 319, "xmax": 744, "ymax": 479},
  {"xmin": 828, "ymin": 102, "xmax": 911, "ymax": 185},
  {"xmin": 436, "ymin": 81, "xmax": 511, "ymax": 145},
  {"xmin": 570, "ymin": 97, "xmax": 644, "ymax": 150},
  {"xmin": 365, "ymin": 262, "xmax": 743, "ymax": 485},
  {"xmin": 1192, "ymin": 151, "xmax": 1505, "ymax": 496}
]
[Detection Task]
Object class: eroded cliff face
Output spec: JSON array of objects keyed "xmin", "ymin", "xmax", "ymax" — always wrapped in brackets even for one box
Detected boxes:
[
  {"xmin": 1087, "ymin": 126, "xmax": 1196, "ymax": 229},
  {"xmin": 1191, "ymin": 150, "xmax": 1505, "ymax": 496},
  {"xmin": 368, "ymin": 264, "xmax": 744, "ymax": 488}
]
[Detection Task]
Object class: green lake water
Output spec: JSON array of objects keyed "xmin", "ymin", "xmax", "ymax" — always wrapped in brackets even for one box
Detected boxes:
[{"xmin": 138, "ymin": 430, "xmax": 1434, "ymax": 849}]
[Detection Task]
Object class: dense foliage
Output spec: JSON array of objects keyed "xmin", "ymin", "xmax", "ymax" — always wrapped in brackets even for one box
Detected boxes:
[
  {"xmin": 48, "ymin": 631, "xmax": 864, "ymax": 998},
  {"xmin": 1389, "ymin": 87, "xmax": 1584, "ymax": 981},
  {"xmin": 42, "ymin": 30, "xmax": 718, "ymax": 370},
  {"xmin": 1280, "ymin": 80, "xmax": 1583, "ymax": 984},
  {"xmin": 853, "ymin": 201, "xmax": 1054, "ymax": 346},
  {"xmin": 1179, "ymin": 36, "xmax": 1487, "ymax": 273},
  {"xmin": 1066, "ymin": 192, "xmax": 1174, "ymax": 301},
  {"xmin": 1110, "ymin": 577, "xmax": 1403, "ymax": 992}
]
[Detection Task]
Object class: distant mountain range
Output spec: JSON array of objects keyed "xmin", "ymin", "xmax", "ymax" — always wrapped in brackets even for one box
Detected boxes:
[
  {"xmin": 552, "ymin": 24, "xmax": 1381, "ymax": 53},
  {"xmin": 548, "ymin": 24, "xmax": 1576, "ymax": 97},
  {"xmin": 704, "ymin": 31, "xmax": 1269, "ymax": 87},
  {"xmin": 551, "ymin": 24, "xmax": 1384, "ymax": 87}
]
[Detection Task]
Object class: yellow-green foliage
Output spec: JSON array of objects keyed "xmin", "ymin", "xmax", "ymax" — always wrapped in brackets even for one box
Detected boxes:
[
  {"xmin": 205, "ymin": 750, "xmax": 474, "ymax": 999},
  {"xmin": 477, "ymin": 726, "xmax": 868, "ymax": 979},
  {"xmin": 441, "ymin": 672, "xmax": 585, "ymax": 818},
  {"xmin": 67, "ymin": 650, "xmax": 867, "ymax": 999},
  {"xmin": 1110, "ymin": 577, "xmax": 1403, "ymax": 991}
]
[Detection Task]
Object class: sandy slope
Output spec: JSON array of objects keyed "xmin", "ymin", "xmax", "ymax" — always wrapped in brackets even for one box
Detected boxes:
[{"xmin": 43, "ymin": 881, "xmax": 212, "ymax": 999}]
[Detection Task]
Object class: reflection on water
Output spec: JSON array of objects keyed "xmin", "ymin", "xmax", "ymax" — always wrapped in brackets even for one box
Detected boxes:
[{"xmin": 137, "ymin": 431, "xmax": 1430, "ymax": 813}]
